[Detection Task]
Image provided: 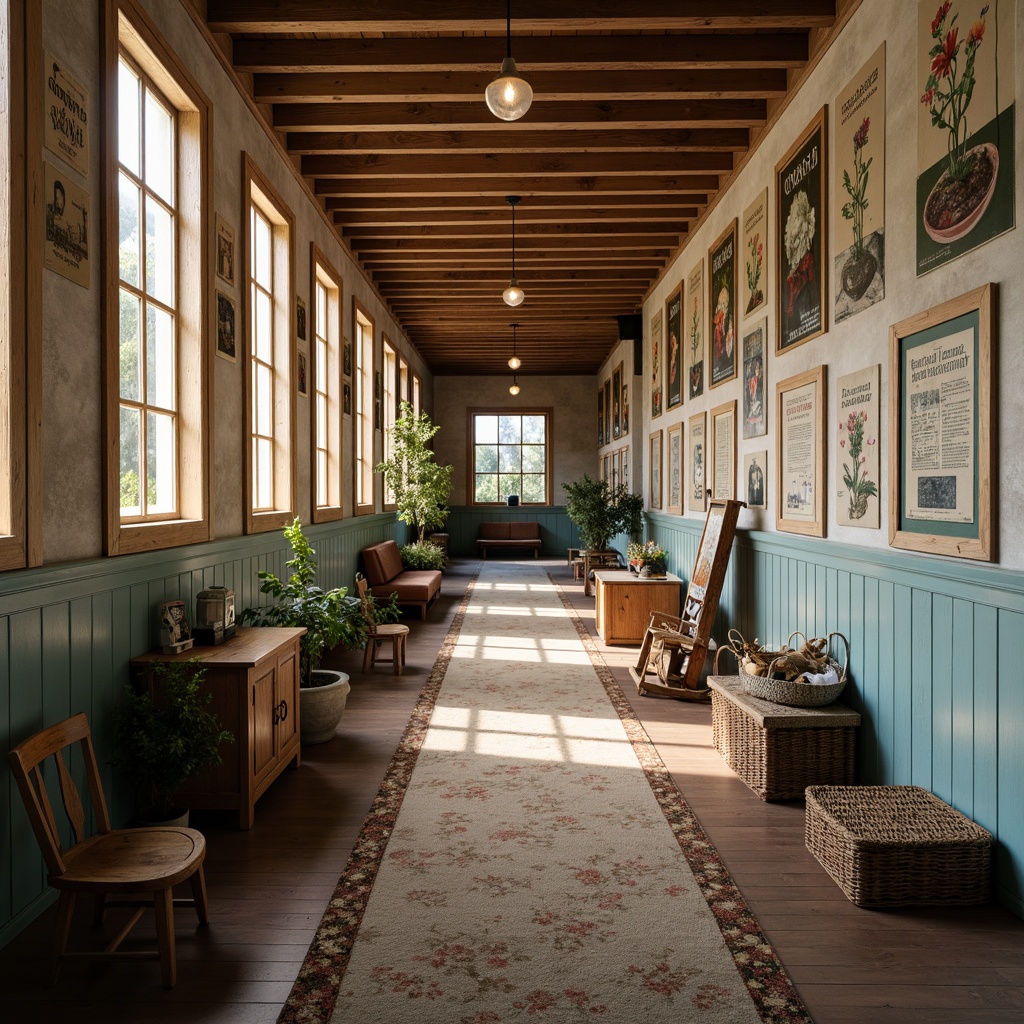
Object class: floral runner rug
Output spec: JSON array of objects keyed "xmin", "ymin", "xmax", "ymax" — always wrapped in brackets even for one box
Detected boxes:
[{"xmin": 279, "ymin": 562, "xmax": 811, "ymax": 1024}]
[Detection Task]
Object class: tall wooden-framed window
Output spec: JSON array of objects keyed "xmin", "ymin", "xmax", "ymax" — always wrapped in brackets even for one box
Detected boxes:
[
  {"xmin": 399, "ymin": 355, "xmax": 409, "ymax": 407},
  {"xmin": 382, "ymin": 335, "xmax": 397, "ymax": 508},
  {"xmin": 354, "ymin": 300, "xmax": 375, "ymax": 513},
  {"xmin": 468, "ymin": 408, "xmax": 552, "ymax": 505},
  {"xmin": 412, "ymin": 374, "xmax": 422, "ymax": 417},
  {"xmin": 103, "ymin": 0, "xmax": 211, "ymax": 555},
  {"xmin": 311, "ymin": 244, "xmax": 342, "ymax": 522},
  {"xmin": 244, "ymin": 154, "xmax": 295, "ymax": 533}
]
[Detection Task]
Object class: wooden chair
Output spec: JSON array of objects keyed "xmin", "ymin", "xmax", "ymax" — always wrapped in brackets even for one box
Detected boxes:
[
  {"xmin": 7, "ymin": 713, "xmax": 208, "ymax": 988},
  {"xmin": 629, "ymin": 498, "xmax": 745, "ymax": 700},
  {"xmin": 356, "ymin": 572, "xmax": 410, "ymax": 674}
]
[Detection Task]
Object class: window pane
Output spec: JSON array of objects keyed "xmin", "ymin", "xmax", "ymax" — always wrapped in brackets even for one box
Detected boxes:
[
  {"xmin": 145, "ymin": 304, "xmax": 175, "ymax": 408},
  {"xmin": 118, "ymin": 60, "xmax": 141, "ymax": 176},
  {"xmin": 253, "ymin": 211, "xmax": 272, "ymax": 287},
  {"xmin": 475, "ymin": 475, "xmax": 498, "ymax": 503},
  {"xmin": 475, "ymin": 415, "xmax": 498, "ymax": 444},
  {"xmin": 144, "ymin": 89, "xmax": 174, "ymax": 204},
  {"xmin": 316, "ymin": 338, "xmax": 326, "ymax": 381},
  {"xmin": 522, "ymin": 444, "xmax": 544, "ymax": 473},
  {"xmin": 257, "ymin": 437, "xmax": 273, "ymax": 508},
  {"xmin": 119, "ymin": 289, "xmax": 141, "ymax": 402},
  {"xmin": 475, "ymin": 444, "xmax": 498, "ymax": 473},
  {"xmin": 499, "ymin": 473, "xmax": 520, "ymax": 499},
  {"xmin": 498, "ymin": 416, "xmax": 521, "ymax": 443},
  {"xmin": 256, "ymin": 363, "xmax": 273, "ymax": 436},
  {"xmin": 498, "ymin": 445, "xmax": 521, "ymax": 473},
  {"xmin": 145, "ymin": 198, "xmax": 174, "ymax": 305},
  {"xmin": 119, "ymin": 405, "xmax": 142, "ymax": 515},
  {"xmin": 316, "ymin": 450, "xmax": 327, "ymax": 506},
  {"xmin": 118, "ymin": 173, "xmax": 140, "ymax": 287},
  {"xmin": 147, "ymin": 411, "xmax": 176, "ymax": 514},
  {"xmin": 317, "ymin": 393, "xmax": 327, "ymax": 442},
  {"xmin": 523, "ymin": 415, "xmax": 545, "ymax": 444},
  {"xmin": 522, "ymin": 474, "xmax": 545, "ymax": 503},
  {"xmin": 254, "ymin": 288, "xmax": 272, "ymax": 362},
  {"xmin": 316, "ymin": 281, "xmax": 327, "ymax": 328}
]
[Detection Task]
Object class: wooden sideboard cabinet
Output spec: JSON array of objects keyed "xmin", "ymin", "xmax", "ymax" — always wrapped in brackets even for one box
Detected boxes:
[
  {"xmin": 131, "ymin": 626, "xmax": 305, "ymax": 829},
  {"xmin": 593, "ymin": 569, "xmax": 683, "ymax": 645}
]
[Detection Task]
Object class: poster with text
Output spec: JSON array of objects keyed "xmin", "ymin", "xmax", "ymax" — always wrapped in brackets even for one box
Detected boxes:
[
  {"xmin": 834, "ymin": 44, "xmax": 886, "ymax": 322},
  {"xmin": 742, "ymin": 318, "xmax": 767, "ymax": 438},
  {"xmin": 688, "ymin": 412, "xmax": 706, "ymax": 512},
  {"xmin": 711, "ymin": 402, "xmax": 736, "ymax": 501},
  {"xmin": 667, "ymin": 424, "xmax": 683, "ymax": 514},
  {"xmin": 742, "ymin": 189, "xmax": 768, "ymax": 319},
  {"xmin": 45, "ymin": 53, "xmax": 89, "ymax": 175},
  {"xmin": 836, "ymin": 365, "xmax": 880, "ymax": 528},
  {"xmin": 916, "ymin": 1, "xmax": 1015, "ymax": 275},
  {"xmin": 709, "ymin": 219, "xmax": 738, "ymax": 388},
  {"xmin": 665, "ymin": 286, "xmax": 683, "ymax": 409},
  {"xmin": 650, "ymin": 310, "xmax": 663, "ymax": 418},
  {"xmin": 685, "ymin": 260, "xmax": 705, "ymax": 399},
  {"xmin": 780, "ymin": 380, "xmax": 819, "ymax": 523},
  {"xmin": 43, "ymin": 161, "xmax": 89, "ymax": 287}
]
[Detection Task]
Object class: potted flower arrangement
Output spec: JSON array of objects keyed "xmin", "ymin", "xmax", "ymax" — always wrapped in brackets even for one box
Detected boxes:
[
  {"xmin": 688, "ymin": 304, "xmax": 703, "ymax": 398},
  {"xmin": 627, "ymin": 540, "xmax": 669, "ymax": 577},
  {"xmin": 745, "ymin": 231, "xmax": 764, "ymax": 313},
  {"xmin": 840, "ymin": 117, "xmax": 877, "ymax": 300}
]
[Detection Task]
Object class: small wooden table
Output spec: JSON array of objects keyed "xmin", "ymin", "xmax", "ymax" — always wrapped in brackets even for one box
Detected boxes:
[
  {"xmin": 708, "ymin": 675, "xmax": 861, "ymax": 801},
  {"xmin": 593, "ymin": 569, "xmax": 682, "ymax": 644}
]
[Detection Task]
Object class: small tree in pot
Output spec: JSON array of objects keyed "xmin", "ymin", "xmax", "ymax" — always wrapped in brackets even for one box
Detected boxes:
[{"xmin": 564, "ymin": 474, "xmax": 641, "ymax": 553}]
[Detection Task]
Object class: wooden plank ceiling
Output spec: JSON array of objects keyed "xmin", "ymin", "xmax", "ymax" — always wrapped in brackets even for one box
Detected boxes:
[{"xmin": 205, "ymin": 1, "xmax": 838, "ymax": 376}]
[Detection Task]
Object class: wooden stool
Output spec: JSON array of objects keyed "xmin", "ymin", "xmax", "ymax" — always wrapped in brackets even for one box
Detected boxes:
[{"xmin": 356, "ymin": 573, "xmax": 411, "ymax": 675}]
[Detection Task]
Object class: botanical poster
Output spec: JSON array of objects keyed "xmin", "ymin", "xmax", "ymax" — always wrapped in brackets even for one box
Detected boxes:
[
  {"xmin": 916, "ymin": 1, "xmax": 1015, "ymax": 275},
  {"xmin": 741, "ymin": 190, "xmax": 767, "ymax": 319},
  {"xmin": 688, "ymin": 413, "xmax": 706, "ymax": 512},
  {"xmin": 742, "ymin": 318, "xmax": 767, "ymax": 439},
  {"xmin": 709, "ymin": 220, "xmax": 738, "ymax": 388},
  {"xmin": 665, "ymin": 287, "xmax": 683, "ymax": 409},
  {"xmin": 44, "ymin": 53, "xmax": 89, "ymax": 175},
  {"xmin": 834, "ymin": 44, "xmax": 886, "ymax": 322},
  {"xmin": 685, "ymin": 260, "xmax": 705, "ymax": 399},
  {"xmin": 836, "ymin": 364, "xmax": 880, "ymax": 528},
  {"xmin": 650, "ymin": 311, "xmax": 663, "ymax": 418}
]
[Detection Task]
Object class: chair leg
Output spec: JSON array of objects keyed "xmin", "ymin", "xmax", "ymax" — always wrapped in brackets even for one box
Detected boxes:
[
  {"xmin": 50, "ymin": 890, "xmax": 76, "ymax": 986},
  {"xmin": 392, "ymin": 637, "xmax": 401, "ymax": 675},
  {"xmin": 363, "ymin": 635, "xmax": 374, "ymax": 673},
  {"xmin": 153, "ymin": 887, "xmax": 176, "ymax": 989},
  {"xmin": 190, "ymin": 865, "xmax": 209, "ymax": 925}
]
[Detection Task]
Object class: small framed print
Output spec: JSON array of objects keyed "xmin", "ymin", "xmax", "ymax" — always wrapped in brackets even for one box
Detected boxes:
[
  {"xmin": 710, "ymin": 400, "xmax": 736, "ymax": 501},
  {"xmin": 709, "ymin": 219, "xmax": 738, "ymax": 388},
  {"xmin": 375, "ymin": 370, "xmax": 382, "ymax": 400},
  {"xmin": 688, "ymin": 411, "xmax": 706, "ymax": 513},
  {"xmin": 215, "ymin": 214, "xmax": 235, "ymax": 287},
  {"xmin": 741, "ymin": 317, "xmax": 767, "ymax": 438},
  {"xmin": 666, "ymin": 422, "xmax": 683, "ymax": 515},
  {"xmin": 621, "ymin": 384, "xmax": 629, "ymax": 434},
  {"xmin": 343, "ymin": 380, "xmax": 352, "ymax": 416},
  {"xmin": 343, "ymin": 338, "xmax": 352, "ymax": 378},
  {"xmin": 374, "ymin": 400, "xmax": 381, "ymax": 430},
  {"xmin": 603, "ymin": 378, "xmax": 612, "ymax": 444},
  {"xmin": 597, "ymin": 386, "xmax": 605, "ymax": 446},
  {"xmin": 297, "ymin": 348, "xmax": 308, "ymax": 396},
  {"xmin": 665, "ymin": 284, "xmax": 684, "ymax": 409},
  {"xmin": 776, "ymin": 363, "xmax": 827, "ymax": 537},
  {"xmin": 215, "ymin": 290, "xmax": 237, "ymax": 362},
  {"xmin": 296, "ymin": 295, "xmax": 307, "ymax": 340},
  {"xmin": 612, "ymin": 361, "xmax": 623, "ymax": 438},
  {"xmin": 744, "ymin": 450, "xmax": 767, "ymax": 509},
  {"xmin": 649, "ymin": 430, "xmax": 663, "ymax": 510}
]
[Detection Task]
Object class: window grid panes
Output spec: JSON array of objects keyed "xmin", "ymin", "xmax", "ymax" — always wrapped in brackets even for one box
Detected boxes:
[
  {"xmin": 117, "ymin": 54, "xmax": 178, "ymax": 521},
  {"xmin": 314, "ymin": 276, "xmax": 330, "ymax": 508},
  {"xmin": 355, "ymin": 311, "xmax": 374, "ymax": 507},
  {"xmin": 383, "ymin": 340, "xmax": 397, "ymax": 505},
  {"xmin": 250, "ymin": 204, "xmax": 275, "ymax": 511},
  {"xmin": 473, "ymin": 413, "xmax": 548, "ymax": 504}
]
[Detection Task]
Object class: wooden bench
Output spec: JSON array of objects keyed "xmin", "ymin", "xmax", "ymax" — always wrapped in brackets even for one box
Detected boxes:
[
  {"xmin": 361, "ymin": 540, "xmax": 441, "ymax": 620},
  {"xmin": 476, "ymin": 521, "xmax": 542, "ymax": 558}
]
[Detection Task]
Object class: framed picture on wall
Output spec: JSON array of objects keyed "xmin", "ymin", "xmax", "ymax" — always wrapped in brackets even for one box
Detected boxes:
[
  {"xmin": 215, "ymin": 214, "xmax": 235, "ymax": 287},
  {"xmin": 665, "ymin": 284, "xmax": 683, "ymax": 409},
  {"xmin": 744, "ymin": 451, "xmax": 767, "ymax": 509},
  {"xmin": 604, "ymin": 378, "xmax": 612, "ymax": 445},
  {"xmin": 621, "ymin": 384, "xmax": 629, "ymax": 435},
  {"xmin": 597, "ymin": 386, "xmax": 605, "ymax": 446},
  {"xmin": 215, "ymin": 290, "xmax": 237, "ymax": 362},
  {"xmin": 888, "ymin": 284, "xmax": 993, "ymax": 561},
  {"xmin": 650, "ymin": 310, "xmax": 663, "ymax": 418},
  {"xmin": 688, "ymin": 411, "xmax": 706, "ymax": 513},
  {"xmin": 666, "ymin": 422, "xmax": 683, "ymax": 515},
  {"xmin": 621, "ymin": 445, "xmax": 629, "ymax": 489},
  {"xmin": 741, "ymin": 317, "xmax": 767, "ymax": 438},
  {"xmin": 710, "ymin": 400, "xmax": 736, "ymax": 500},
  {"xmin": 776, "ymin": 363, "xmax": 827, "ymax": 537},
  {"xmin": 709, "ymin": 219, "xmax": 738, "ymax": 388},
  {"xmin": 612, "ymin": 362, "xmax": 623, "ymax": 439},
  {"xmin": 296, "ymin": 296, "xmax": 307, "ymax": 340},
  {"xmin": 649, "ymin": 430, "xmax": 663, "ymax": 510}
]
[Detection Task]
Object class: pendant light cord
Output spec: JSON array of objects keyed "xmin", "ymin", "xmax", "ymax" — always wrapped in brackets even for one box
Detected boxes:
[
  {"xmin": 511, "ymin": 201, "xmax": 516, "ymax": 276},
  {"xmin": 506, "ymin": 0, "xmax": 512, "ymax": 59}
]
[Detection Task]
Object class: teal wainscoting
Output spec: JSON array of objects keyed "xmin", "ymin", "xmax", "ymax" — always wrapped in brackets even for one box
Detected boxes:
[
  {"xmin": 444, "ymin": 506, "xmax": 579, "ymax": 558},
  {"xmin": 0, "ymin": 514, "xmax": 399, "ymax": 948},
  {"xmin": 648, "ymin": 511, "xmax": 1024, "ymax": 920}
]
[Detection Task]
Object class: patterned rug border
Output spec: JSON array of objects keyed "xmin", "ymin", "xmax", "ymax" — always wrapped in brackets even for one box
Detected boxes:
[
  {"xmin": 548, "ymin": 572, "xmax": 814, "ymax": 1024},
  {"xmin": 278, "ymin": 570, "xmax": 481, "ymax": 1024}
]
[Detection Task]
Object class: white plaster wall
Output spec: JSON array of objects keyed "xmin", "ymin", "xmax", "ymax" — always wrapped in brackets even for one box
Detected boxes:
[
  {"xmin": 39, "ymin": 0, "xmax": 431, "ymax": 562},
  {"xmin": 433, "ymin": 375, "xmax": 595, "ymax": 506},
  {"xmin": 640, "ymin": 0, "xmax": 1024, "ymax": 569}
]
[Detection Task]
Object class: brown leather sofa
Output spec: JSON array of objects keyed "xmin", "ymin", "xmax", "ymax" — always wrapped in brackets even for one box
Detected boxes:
[
  {"xmin": 361, "ymin": 540, "xmax": 441, "ymax": 620},
  {"xmin": 476, "ymin": 521, "xmax": 542, "ymax": 559}
]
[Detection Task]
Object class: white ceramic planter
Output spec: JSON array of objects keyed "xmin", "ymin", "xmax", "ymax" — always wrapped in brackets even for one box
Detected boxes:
[{"xmin": 300, "ymin": 670, "xmax": 351, "ymax": 744}]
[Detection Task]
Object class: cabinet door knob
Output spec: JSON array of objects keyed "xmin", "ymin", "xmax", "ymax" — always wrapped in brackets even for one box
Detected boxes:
[{"xmin": 276, "ymin": 698, "xmax": 288, "ymax": 723}]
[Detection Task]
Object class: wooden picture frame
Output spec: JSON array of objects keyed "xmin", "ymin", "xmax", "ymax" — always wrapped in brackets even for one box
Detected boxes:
[
  {"xmin": 776, "ymin": 363, "xmax": 826, "ymax": 537},
  {"xmin": 650, "ymin": 310, "xmax": 663, "ymax": 419},
  {"xmin": 666, "ymin": 422, "xmax": 683, "ymax": 515},
  {"xmin": 888, "ymin": 284, "xmax": 993, "ymax": 561},
  {"xmin": 603, "ymin": 378, "xmax": 612, "ymax": 445},
  {"xmin": 649, "ymin": 430, "xmax": 663, "ymax": 510},
  {"xmin": 709, "ymin": 218, "xmax": 738, "ymax": 388},
  {"xmin": 741, "ymin": 317, "xmax": 767, "ymax": 438},
  {"xmin": 688, "ymin": 411, "xmax": 706, "ymax": 513},
  {"xmin": 776, "ymin": 106, "xmax": 828, "ymax": 355},
  {"xmin": 710, "ymin": 400, "xmax": 736, "ymax": 500},
  {"xmin": 215, "ymin": 213, "xmax": 235, "ymax": 287},
  {"xmin": 612, "ymin": 361, "xmax": 623, "ymax": 438},
  {"xmin": 744, "ymin": 451, "xmax": 767, "ymax": 509},
  {"xmin": 215, "ymin": 290, "xmax": 237, "ymax": 362},
  {"xmin": 665, "ymin": 284, "xmax": 684, "ymax": 409},
  {"xmin": 597, "ymin": 385, "xmax": 605, "ymax": 446},
  {"xmin": 621, "ymin": 445, "xmax": 630, "ymax": 490}
]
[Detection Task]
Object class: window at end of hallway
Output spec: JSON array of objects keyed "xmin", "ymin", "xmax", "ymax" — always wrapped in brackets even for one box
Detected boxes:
[{"xmin": 469, "ymin": 409, "xmax": 552, "ymax": 505}]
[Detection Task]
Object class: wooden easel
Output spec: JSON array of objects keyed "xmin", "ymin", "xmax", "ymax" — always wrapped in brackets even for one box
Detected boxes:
[{"xmin": 628, "ymin": 498, "xmax": 745, "ymax": 700}]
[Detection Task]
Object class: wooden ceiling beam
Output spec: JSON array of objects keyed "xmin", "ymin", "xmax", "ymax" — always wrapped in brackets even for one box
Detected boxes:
[
  {"xmin": 312, "ymin": 174, "xmax": 718, "ymax": 197},
  {"xmin": 325, "ymin": 194, "xmax": 700, "ymax": 212},
  {"xmin": 369, "ymin": 267, "xmax": 651, "ymax": 282},
  {"xmin": 334, "ymin": 206, "xmax": 701, "ymax": 227},
  {"xmin": 342, "ymin": 220, "xmax": 687, "ymax": 238},
  {"xmin": 350, "ymin": 236, "xmax": 677, "ymax": 253}
]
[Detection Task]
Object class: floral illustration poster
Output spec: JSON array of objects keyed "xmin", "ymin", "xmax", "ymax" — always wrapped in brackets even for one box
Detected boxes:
[
  {"xmin": 776, "ymin": 108, "xmax": 827, "ymax": 354},
  {"xmin": 708, "ymin": 219, "xmax": 738, "ymax": 388},
  {"xmin": 834, "ymin": 44, "xmax": 886, "ymax": 323},
  {"xmin": 650, "ymin": 310, "xmax": 663, "ymax": 419},
  {"xmin": 836, "ymin": 364, "xmax": 880, "ymax": 528},
  {"xmin": 742, "ymin": 317, "xmax": 767, "ymax": 438},
  {"xmin": 741, "ymin": 190, "xmax": 767, "ymax": 320},
  {"xmin": 916, "ymin": 1, "xmax": 1015, "ymax": 275},
  {"xmin": 685, "ymin": 259, "xmax": 704, "ymax": 399},
  {"xmin": 665, "ymin": 285, "xmax": 683, "ymax": 409}
]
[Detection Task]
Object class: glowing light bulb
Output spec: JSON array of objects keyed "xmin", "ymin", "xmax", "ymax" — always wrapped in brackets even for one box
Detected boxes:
[
  {"xmin": 509, "ymin": 381, "xmax": 521, "ymax": 396},
  {"xmin": 503, "ymin": 277, "xmax": 525, "ymax": 307},
  {"xmin": 485, "ymin": 57, "xmax": 533, "ymax": 122},
  {"xmin": 507, "ymin": 354, "xmax": 522, "ymax": 370}
]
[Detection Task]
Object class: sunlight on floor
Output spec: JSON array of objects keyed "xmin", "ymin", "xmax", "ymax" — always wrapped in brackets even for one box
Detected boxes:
[{"xmin": 465, "ymin": 605, "xmax": 567, "ymax": 617}]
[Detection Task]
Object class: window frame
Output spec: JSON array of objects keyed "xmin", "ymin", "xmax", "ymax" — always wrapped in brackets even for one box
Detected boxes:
[
  {"xmin": 103, "ymin": 0, "xmax": 212, "ymax": 556},
  {"xmin": 243, "ymin": 152, "xmax": 296, "ymax": 534},
  {"xmin": 382, "ymin": 335, "xmax": 397, "ymax": 510},
  {"xmin": 310, "ymin": 243, "xmax": 343, "ymax": 523},
  {"xmin": 353, "ymin": 299, "xmax": 375, "ymax": 515},
  {"xmin": 467, "ymin": 407, "xmax": 553, "ymax": 507}
]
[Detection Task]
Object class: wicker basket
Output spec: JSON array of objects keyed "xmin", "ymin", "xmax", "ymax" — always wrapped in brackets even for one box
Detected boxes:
[{"xmin": 805, "ymin": 785, "xmax": 992, "ymax": 907}]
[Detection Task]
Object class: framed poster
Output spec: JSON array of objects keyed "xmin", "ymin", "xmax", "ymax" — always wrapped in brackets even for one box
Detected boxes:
[
  {"xmin": 297, "ymin": 348, "xmax": 309, "ymax": 396},
  {"xmin": 665, "ymin": 284, "xmax": 684, "ymax": 409},
  {"xmin": 741, "ymin": 317, "xmax": 767, "ymax": 438},
  {"xmin": 776, "ymin": 363, "xmax": 827, "ymax": 537},
  {"xmin": 621, "ymin": 446, "xmax": 630, "ymax": 490},
  {"xmin": 650, "ymin": 310, "xmax": 663, "ymax": 419},
  {"xmin": 836, "ymin": 364, "xmax": 881, "ymax": 529},
  {"xmin": 742, "ymin": 189, "xmax": 767, "ymax": 319},
  {"xmin": 604, "ymin": 378, "xmax": 612, "ymax": 445},
  {"xmin": 622, "ymin": 384, "xmax": 629, "ymax": 435},
  {"xmin": 343, "ymin": 381, "xmax": 351, "ymax": 416},
  {"xmin": 744, "ymin": 451, "xmax": 767, "ymax": 509},
  {"xmin": 776, "ymin": 107, "xmax": 828, "ymax": 354},
  {"xmin": 888, "ymin": 284, "xmax": 992, "ymax": 560},
  {"xmin": 709, "ymin": 219, "xmax": 738, "ymax": 388},
  {"xmin": 688, "ymin": 412, "xmax": 706, "ymax": 513},
  {"xmin": 296, "ymin": 296, "xmax": 307, "ymax": 340},
  {"xmin": 649, "ymin": 430, "xmax": 663, "ymax": 510},
  {"xmin": 215, "ymin": 214, "xmax": 236, "ymax": 287},
  {"xmin": 666, "ymin": 422, "xmax": 683, "ymax": 515},
  {"xmin": 835, "ymin": 44, "xmax": 886, "ymax": 322},
  {"xmin": 685, "ymin": 259, "xmax": 704, "ymax": 399},
  {"xmin": 44, "ymin": 161, "xmax": 89, "ymax": 287},
  {"xmin": 215, "ymin": 290, "xmax": 237, "ymax": 362},
  {"xmin": 343, "ymin": 338, "xmax": 352, "ymax": 378},
  {"xmin": 612, "ymin": 362, "xmax": 623, "ymax": 439},
  {"xmin": 44, "ymin": 52, "xmax": 90, "ymax": 174},
  {"xmin": 916, "ymin": 3, "xmax": 1015, "ymax": 276},
  {"xmin": 710, "ymin": 400, "xmax": 736, "ymax": 501},
  {"xmin": 597, "ymin": 386, "xmax": 605, "ymax": 446}
]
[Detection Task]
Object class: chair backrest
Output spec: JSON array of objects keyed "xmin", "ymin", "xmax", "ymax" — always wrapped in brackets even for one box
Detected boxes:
[
  {"xmin": 8, "ymin": 712, "xmax": 111, "ymax": 878},
  {"xmin": 681, "ymin": 498, "xmax": 745, "ymax": 646},
  {"xmin": 354, "ymin": 573, "xmax": 376, "ymax": 635}
]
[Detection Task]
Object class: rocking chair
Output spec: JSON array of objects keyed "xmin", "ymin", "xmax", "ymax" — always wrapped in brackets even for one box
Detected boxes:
[{"xmin": 628, "ymin": 498, "xmax": 744, "ymax": 700}]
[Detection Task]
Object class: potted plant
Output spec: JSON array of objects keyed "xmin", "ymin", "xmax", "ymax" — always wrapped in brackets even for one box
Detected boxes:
[
  {"xmin": 626, "ymin": 540, "xmax": 669, "ymax": 577},
  {"xmin": 376, "ymin": 400, "xmax": 454, "ymax": 543},
  {"xmin": 563, "ymin": 474, "xmax": 639, "ymax": 554},
  {"xmin": 241, "ymin": 519, "xmax": 391, "ymax": 744},
  {"xmin": 114, "ymin": 659, "xmax": 233, "ymax": 825},
  {"xmin": 400, "ymin": 540, "xmax": 447, "ymax": 572}
]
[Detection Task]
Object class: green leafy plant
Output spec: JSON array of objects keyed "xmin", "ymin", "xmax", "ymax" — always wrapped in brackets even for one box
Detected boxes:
[
  {"xmin": 841, "ymin": 118, "xmax": 873, "ymax": 257},
  {"xmin": 114, "ymin": 660, "xmax": 233, "ymax": 819},
  {"xmin": 241, "ymin": 518, "xmax": 375, "ymax": 686},
  {"xmin": 840, "ymin": 409, "xmax": 878, "ymax": 520},
  {"xmin": 400, "ymin": 540, "xmax": 446, "ymax": 571},
  {"xmin": 376, "ymin": 401, "xmax": 454, "ymax": 542},
  {"xmin": 627, "ymin": 539, "xmax": 668, "ymax": 566},
  {"xmin": 564, "ymin": 474, "xmax": 642, "ymax": 552}
]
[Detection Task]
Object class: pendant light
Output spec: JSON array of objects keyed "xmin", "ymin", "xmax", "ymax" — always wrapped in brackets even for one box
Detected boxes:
[
  {"xmin": 485, "ymin": 0, "xmax": 533, "ymax": 122},
  {"xmin": 502, "ymin": 195, "xmax": 525, "ymax": 307},
  {"xmin": 507, "ymin": 322, "xmax": 522, "ymax": 370},
  {"xmin": 509, "ymin": 375, "xmax": 521, "ymax": 396}
]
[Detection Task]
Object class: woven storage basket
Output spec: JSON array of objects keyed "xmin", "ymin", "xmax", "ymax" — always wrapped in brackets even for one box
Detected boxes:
[
  {"xmin": 723, "ymin": 631, "xmax": 849, "ymax": 707},
  {"xmin": 805, "ymin": 785, "xmax": 992, "ymax": 907}
]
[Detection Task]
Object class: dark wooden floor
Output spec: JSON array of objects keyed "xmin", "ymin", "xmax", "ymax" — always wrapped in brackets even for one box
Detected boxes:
[{"xmin": 2, "ymin": 558, "xmax": 1023, "ymax": 1023}]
